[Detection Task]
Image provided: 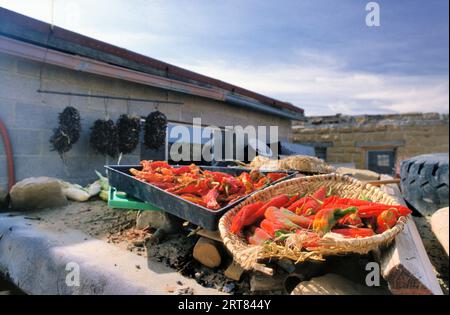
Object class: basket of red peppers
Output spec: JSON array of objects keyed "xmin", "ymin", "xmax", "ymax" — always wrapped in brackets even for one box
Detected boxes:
[{"xmin": 218, "ymin": 174, "xmax": 411, "ymax": 275}]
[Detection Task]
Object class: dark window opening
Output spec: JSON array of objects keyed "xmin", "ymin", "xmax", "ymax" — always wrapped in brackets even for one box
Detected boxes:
[
  {"xmin": 367, "ymin": 149, "xmax": 396, "ymax": 174},
  {"xmin": 315, "ymin": 147, "xmax": 327, "ymax": 161}
]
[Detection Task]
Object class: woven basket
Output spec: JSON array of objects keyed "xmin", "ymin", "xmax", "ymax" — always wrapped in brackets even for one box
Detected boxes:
[{"xmin": 219, "ymin": 174, "xmax": 408, "ymax": 275}]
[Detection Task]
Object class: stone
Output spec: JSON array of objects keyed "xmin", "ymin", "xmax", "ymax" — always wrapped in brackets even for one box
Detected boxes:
[
  {"xmin": 136, "ymin": 210, "xmax": 172, "ymax": 230},
  {"xmin": 9, "ymin": 177, "xmax": 67, "ymax": 210},
  {"xmin": 336, "ymin": 167, "xmax": 379, "ymax": 181},
  {"xmin": 290, "ymin": 273, "xmax": 382, "ymax": 295},
  {"xmin": 250, "ymin": 273, "xmax": 286, "ymax": 292},
  {"xmin": 430, "ymin": 207, "xmax": 449, "ymax": 256}
]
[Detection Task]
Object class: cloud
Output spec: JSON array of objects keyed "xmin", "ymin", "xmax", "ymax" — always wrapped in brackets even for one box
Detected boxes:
[{"xmin": 179, "ymin": 54, "xmax": 449, "ymax": 116}]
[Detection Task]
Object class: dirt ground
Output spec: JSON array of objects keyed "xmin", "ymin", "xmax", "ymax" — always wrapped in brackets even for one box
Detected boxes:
[{"xmin": 8, "ymin": 199, "xmax": 446, "ymax": 295}]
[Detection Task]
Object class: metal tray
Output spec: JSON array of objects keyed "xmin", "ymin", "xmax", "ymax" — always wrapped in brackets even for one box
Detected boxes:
[{"xmin": 105, "ymin": 164, "xmax": 297, "ymax": 230}]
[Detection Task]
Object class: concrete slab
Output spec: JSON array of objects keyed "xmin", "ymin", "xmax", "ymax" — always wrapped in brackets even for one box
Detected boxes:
[{"xmin": 0, "ymin": 214, "xmax": 221, "ymax": 295}]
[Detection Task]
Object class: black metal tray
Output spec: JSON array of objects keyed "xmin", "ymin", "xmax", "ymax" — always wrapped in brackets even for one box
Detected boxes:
[{"xmin": 105, "ymin": 165, "xmax": 297, "ymax": 230}]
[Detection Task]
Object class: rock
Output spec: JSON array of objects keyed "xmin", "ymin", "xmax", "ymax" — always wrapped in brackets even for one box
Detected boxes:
[
  {"xmin": 136, "ymin": 210, "xmax": 174, "ymax": 230},
  {"xmin": 9, "ymin": 177, "xmax": 67, "ymax": 210},
  {"xmin": 336, "ymin": 167, "xmax": 380, "ymax": 181},
  {"xmin": 250, "ymin": 273, "xmax": 286, "ymax": 293},
  {"xmin": 290, "ymin": 273, "xmax": 386, "ymax": 295},
  {"xmin": 224, "ymin": 261, "xmax": 245, "ymax": 281},
  {"xmin": 430, "ymin": 207, "xmax": 449, "ymax": 256}
]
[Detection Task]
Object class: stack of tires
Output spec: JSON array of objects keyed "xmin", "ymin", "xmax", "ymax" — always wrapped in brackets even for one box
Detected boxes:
[{"xmin": 400, "ymin": 153, "xmax": 449, "ymax": 216}]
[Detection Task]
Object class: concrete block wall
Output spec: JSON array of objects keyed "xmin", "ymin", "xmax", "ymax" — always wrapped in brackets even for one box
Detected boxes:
[{"xmin": 0, "ymin": 52, "xmax": 292, "ymax": 187}]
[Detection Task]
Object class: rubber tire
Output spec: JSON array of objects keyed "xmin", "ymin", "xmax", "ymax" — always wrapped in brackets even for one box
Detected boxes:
[{"xmin": 400, "ymin": 153, "xmax": 449, "ymax": 216}]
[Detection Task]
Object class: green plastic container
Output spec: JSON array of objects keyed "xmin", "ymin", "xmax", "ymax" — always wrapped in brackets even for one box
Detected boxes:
[{"xmin": 108, "ymin": 187, "xmax": 162, "ymax": 211}]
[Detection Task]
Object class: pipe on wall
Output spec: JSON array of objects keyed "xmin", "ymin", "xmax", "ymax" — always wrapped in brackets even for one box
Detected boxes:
[{"xmin": 0, "ymin": 117, "xmax": 15, "ymax": 190}]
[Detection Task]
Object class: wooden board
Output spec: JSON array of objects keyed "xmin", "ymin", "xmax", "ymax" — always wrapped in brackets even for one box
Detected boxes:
[
  {"xmin": 197, "ymin": 229, "xmax": 223, "ymax": 243},
  {"xmin": 378, "ymin": 175, "xmax": 443, "ymax": 295}
]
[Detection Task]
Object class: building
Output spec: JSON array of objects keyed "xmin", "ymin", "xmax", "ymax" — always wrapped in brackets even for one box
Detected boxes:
[
  {"xmin": 293, "ymin": 113, "xmax": 449, "ymax": 174},
  {"xmin": 0, "ymin": 8, "xmax": 304, "ymax": 187}
]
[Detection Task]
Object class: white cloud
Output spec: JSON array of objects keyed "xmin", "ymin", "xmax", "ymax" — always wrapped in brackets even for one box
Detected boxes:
[{"xmin": 178, "ymin": 57, "xmax": 449, "ymax": 116}]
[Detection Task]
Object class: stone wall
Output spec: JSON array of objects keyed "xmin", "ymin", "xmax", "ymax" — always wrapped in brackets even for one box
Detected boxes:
[
  {"xmin": 0, "ymin": 52, "xmax": 292, "ymax": 187},
  {"xmin": 292, "ymin": 113, "xmax": 449, "ymax": 170}
]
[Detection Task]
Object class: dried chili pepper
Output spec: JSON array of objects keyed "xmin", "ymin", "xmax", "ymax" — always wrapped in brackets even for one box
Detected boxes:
[
  {"xmin": 266, "ymin": 172, "xmax": 287, "ymax": 182},
  {"xmin": 203, "ymin": 188, "xmax": 221, "ymax": 210},
  {"xmin": 331, "ymin": 228, "xmax": 375, "ymax": 238},
  {"xmin": 180, "ymin": 194, "xmax": 207, "ymax": 207},
  {"xmin": 313, "ymin": 207, "xmax": 357, "ymax": 233}
]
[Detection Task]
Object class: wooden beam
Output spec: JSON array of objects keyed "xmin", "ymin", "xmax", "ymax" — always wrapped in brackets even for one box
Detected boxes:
[
  {"xmin": 196, "ymin": 229, "xmax": 223, "ymax": 243},
  {"xmin": 378, "ymin": 175, "xmax": 443, "ymax": 295}
]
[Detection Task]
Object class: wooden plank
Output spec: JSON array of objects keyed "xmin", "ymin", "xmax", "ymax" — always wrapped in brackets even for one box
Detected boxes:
[
  {"xmin": 196, "ymin": 229, "xmax": 223, "ymax": 243},
  {"xmin": 378, "ymin": 175, "xmax": 443, "ymax": 295},
  {"xmin": 364, "ymin": 178, "xmax": 400, "ymax": 186}
]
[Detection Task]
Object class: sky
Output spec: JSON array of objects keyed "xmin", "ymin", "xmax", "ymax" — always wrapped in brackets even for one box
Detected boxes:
[{"xmin": 1, "ymin": 0, "xmax": 448, "ymax": 116}]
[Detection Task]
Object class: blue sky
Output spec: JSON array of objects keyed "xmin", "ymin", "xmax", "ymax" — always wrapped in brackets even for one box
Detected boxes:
[{"xmin": 1, "ymin": 0, "xmax": 448, "ymax": 115}]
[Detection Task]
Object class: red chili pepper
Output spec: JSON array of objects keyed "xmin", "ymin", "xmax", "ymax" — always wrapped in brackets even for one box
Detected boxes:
[
  {"xmin": 180, "ymin": 194, "xmax": 207, "ymax": 207},
  {"xmin": 253, "ymin": 177, "xmax": 269, "ymax": 189},
  {"xmin": 337, "ymin": 212, "xmax": 363, "ymax": 227},
  {"xmin": 260, "ymin": 219, "xmax": 285, "ymax": 237},
  {"xmin": 287, "ymin": 196, "xmax": 308, "ymax": 212},
  {"xmin": 322, "ymin": 197, "xmax": 372, "ymax": 209},
  {"xmin": 266, "ymin": 172, "xmax": 287, "ymax": 182},
  {"xmin": 284, "ymin": 193, "xmax": 302, "ymax": 208},
  {"xmin": 247, "ymin": 227, "xmax": 273, "ymax": 245},
  {"xmin": 298, "ymin": 186, "xmax": 328, "ymax": 215},
  {"xmin": 146, "ymin": 160, "xmax": 171, "ymax": 170},
  {"xmin": 172, "ymin": 166, "xmax": 192, "ymax": 175},
  {"xmin": 248, "ymin": 194, "xmax": 291, "ymax": 223},
  {"xmin": 203, "ymin": 188, "xmax": 221, "ymax": 210},
  {"xmin": 313, "ymin": 207, "xmax": 357, "ymax": 233},
  {"xmin": 230, "ymin": 201, "xmax": 265, "ymax": 234},
  {"xmin": 376, "ymin": 209, "xmax": 398, "ymax": 234},
  {"xmin": 357, "ymin": 204, "xmax": 411, "ymax": 218},
  {"xmin": 264, "ymin": 206, "xmax": 313, "ymax": 229},
  {"xmin": 331, "ymin": 228, "xmax": 375, "ymax": 238}
]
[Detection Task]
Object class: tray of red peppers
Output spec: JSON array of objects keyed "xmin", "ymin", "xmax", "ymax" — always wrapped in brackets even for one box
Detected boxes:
[
  {"xmin": 229, "ymin": 185, "xmax": 412, "ymax": 246},
  {"xmin": 105, "ymin": 161, "xmax": 296, "ymax": 230}
]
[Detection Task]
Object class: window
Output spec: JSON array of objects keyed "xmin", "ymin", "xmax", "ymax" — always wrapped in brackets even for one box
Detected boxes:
[
  {"xmin": 315, "ymin": 147, "xmax": 327, "ymax": 161},
  {"xmin": 367, "ymin": 150, "xmax": 395, "ymax": 174}
]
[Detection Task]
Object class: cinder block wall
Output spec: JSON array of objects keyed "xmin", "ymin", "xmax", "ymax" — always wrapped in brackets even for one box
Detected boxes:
[
  {"xmin": 0, "ymin": 52, "xmax": 292, "ymax": 186},
  {"xmin": 293, "ymin": 113, "xmax": 449, "ymax": 169}
]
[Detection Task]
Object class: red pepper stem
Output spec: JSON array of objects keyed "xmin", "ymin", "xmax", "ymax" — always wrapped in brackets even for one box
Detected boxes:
[{"xmin": 335, "ymin": 206, "xmax": 358, "ymax": 219}]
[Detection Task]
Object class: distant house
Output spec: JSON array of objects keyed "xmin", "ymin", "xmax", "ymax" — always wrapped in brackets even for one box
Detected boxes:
[
  {"xmin": 293, "ymin": 113, "xmax": 449, "ymax": 174},
  {"xmin": 0, "ymin": 8, "xmax": 304, "ymax": 186}
]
